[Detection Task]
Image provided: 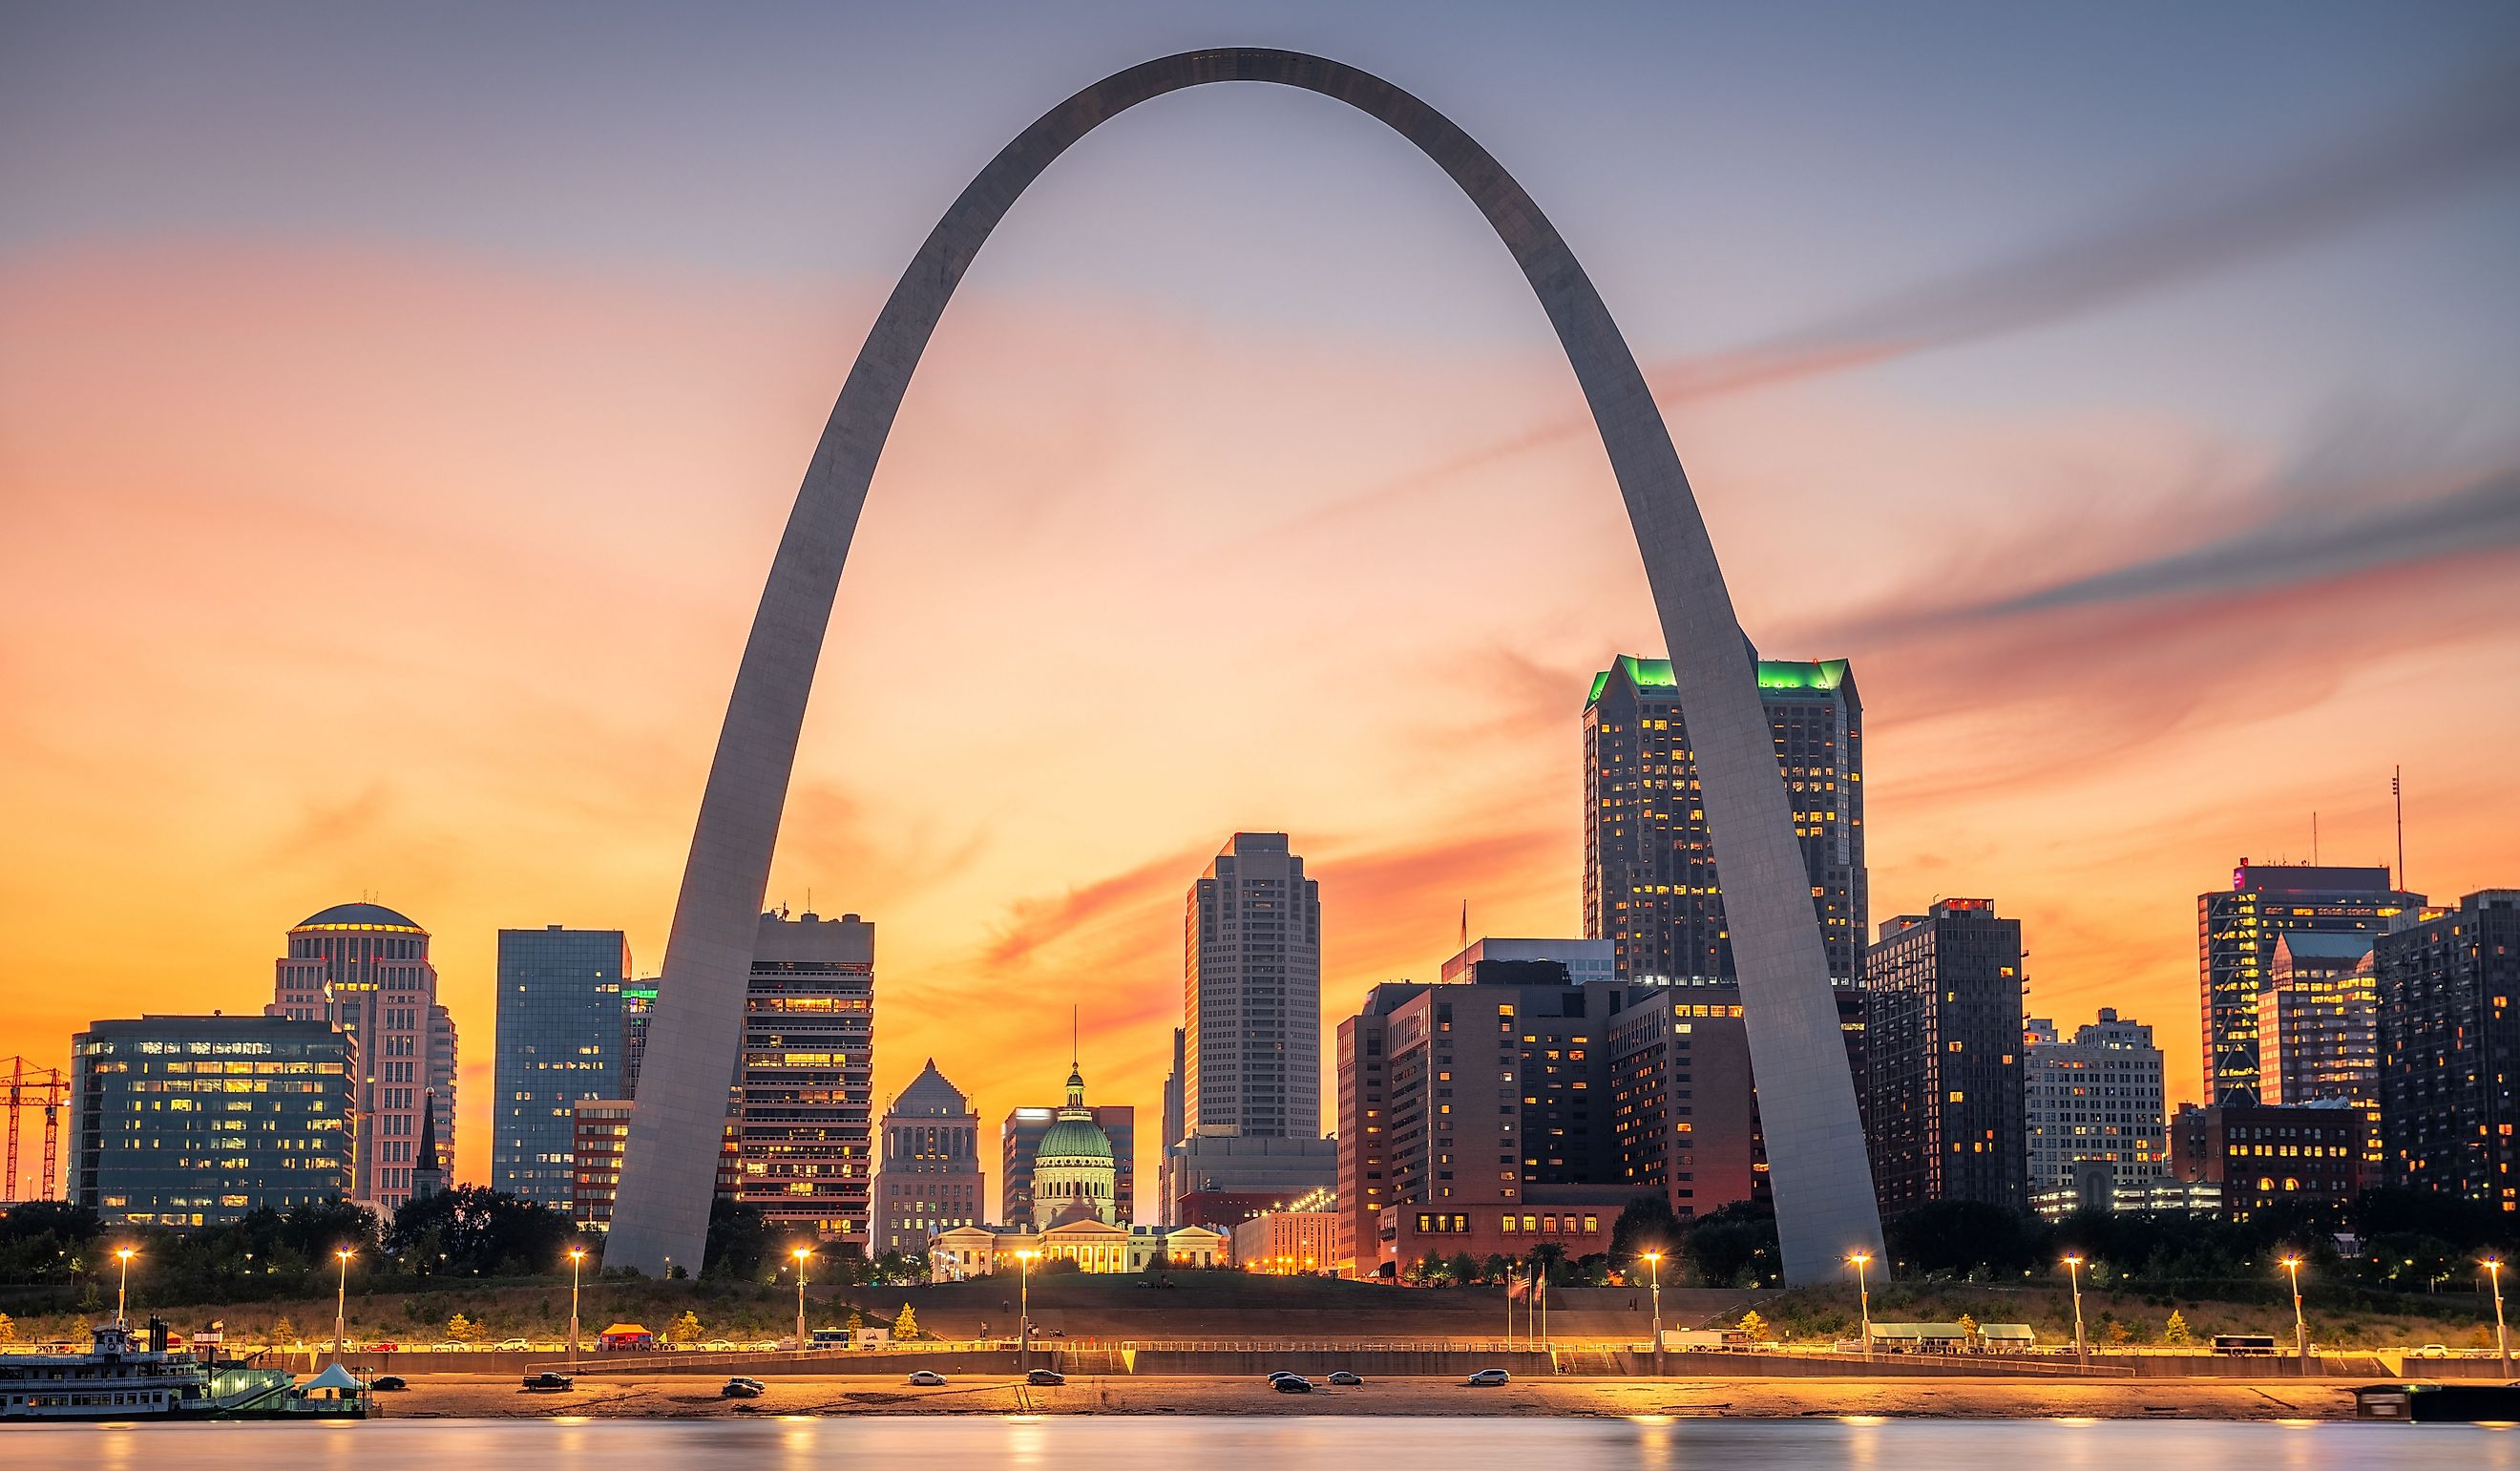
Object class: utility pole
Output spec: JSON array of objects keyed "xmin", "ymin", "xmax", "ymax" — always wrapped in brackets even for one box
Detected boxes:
[{"xmin": 2393, "ymin": 766, "xmax": 2406, "ymax": 890}]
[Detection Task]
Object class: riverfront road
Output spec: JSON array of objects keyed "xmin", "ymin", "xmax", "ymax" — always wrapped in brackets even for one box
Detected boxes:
[{"xmin": 368, "ymin": 1372, "xmax": 2351, "ymax": 1419}]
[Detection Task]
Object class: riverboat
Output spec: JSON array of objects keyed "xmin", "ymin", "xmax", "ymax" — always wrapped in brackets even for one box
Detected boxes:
[{"xmin": 0, "ymin": 1319, "xmax": 362, "ymax": 1421}]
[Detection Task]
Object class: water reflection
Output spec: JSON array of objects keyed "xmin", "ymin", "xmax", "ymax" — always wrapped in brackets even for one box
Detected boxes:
[{"xmin": 0, "ymin": 1417, "xmax": 2508, "ymax": 1470}]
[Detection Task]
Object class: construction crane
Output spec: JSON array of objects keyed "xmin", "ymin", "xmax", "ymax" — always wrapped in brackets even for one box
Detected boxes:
[{"xmin": 4, "ymin": 1056, "xmax": 69, "ymax": 1203}]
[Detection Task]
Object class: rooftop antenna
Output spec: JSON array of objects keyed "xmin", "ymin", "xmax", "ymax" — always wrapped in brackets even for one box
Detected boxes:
[
  {"xmin": 2311, "ymin": 811, "xmax": 2320, "ymax": 867},
  {"xmin": 1071, "ymin": 1004, "xmax": 1080, "ymax": 1071},
  {"xmin": 2393, "ymin": 766, "xmax": 2406, "ymax": 891},
  {"xmin": 1460, "ymin": 900, "xmax": 1469, "ymax": 952}
]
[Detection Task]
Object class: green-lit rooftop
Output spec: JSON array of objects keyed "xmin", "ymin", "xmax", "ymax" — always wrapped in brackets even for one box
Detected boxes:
[{"xmin": 1586, "ymin": 653, "xmax": 1850, "ymax": 707}]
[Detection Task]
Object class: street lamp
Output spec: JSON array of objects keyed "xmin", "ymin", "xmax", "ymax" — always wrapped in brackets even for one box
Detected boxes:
[
  {"xmin": 1643, "ymin": 1250, "xmax": 1664, "ymax": 1376},
  {"xmin": 332, "ymin": 1249, "xmax": 355, "ymax": 1360},
  {"xmin": 2279, "ymin": 1255, "xmax": 2308, "ymax": 1371},
  {"xmin": 2062, "ymin": 1254, "xmax": 2087, "ymax": 1368},
  {"xmin": 1016, "ymin": 1249, "xmax": 1040, "ymax": 1372},
  {"xmin": 791, "ymin": 1247, "xmax": 814, "ymax": 1353},
  {"xmin": 566, "ymin": 1247, "xmax": 587, "ymax": 1366},
  {"xmin": 2487, "ymin": 1258, "xmax": 2511, "ymax": 1378},
  {"xmin": 1847, "ymin": 1251, "xmax": 1873, "ymax": 1363},
  {"xmin": 114, "ymin": 1247, "xmax": 136, "ymax": 1325}
]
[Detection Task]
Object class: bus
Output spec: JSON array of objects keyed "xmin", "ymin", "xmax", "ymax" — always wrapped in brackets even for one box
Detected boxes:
[
  {"xmin": 808, "ymin": 1328, "xmax": 852, "ymax": 1351},
  {"xmin": 2212, "ymin": 1334, "xmax": 2279, "ymax": 1356}
]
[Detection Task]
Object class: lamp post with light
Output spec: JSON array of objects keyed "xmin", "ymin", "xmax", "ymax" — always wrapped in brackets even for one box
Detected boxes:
[
  {"xmin": 1847, "ymin": 1251, "xmax": 1873, "ymax": 1363},
  {"xmin": 566, "ymin": 1247, "xmax": 586, "ymax": 1366},
  {"xmin": 791, "ymin": 1247, "xmax": 814, "ymax": 1353},
  {"xmin": 2062, "ymin": 1254, "xmax": 2087, "ymax": 1368},
  {"xmin": 114, "ymin": 1247, "xmax": 136, "ymax": 1325},
  {"xmin": 2487, "ymin": 1258, "xmax": 2511, "ymax": 1378},
  {"xmin": 1644, "ymin": 1250, "xmax": 1664, "ymax": 1376},
  {"xmin": 1016, "ymin": 1249, "xmax": 1039, "ymax": 1372},
  {"xmin": 332, "ymin": 1249, "xmax": 355, "ymax": 1360},
  {"xmin": 2279, "ymin": 1255, "xmax": 2308, "ymax": 1371}
]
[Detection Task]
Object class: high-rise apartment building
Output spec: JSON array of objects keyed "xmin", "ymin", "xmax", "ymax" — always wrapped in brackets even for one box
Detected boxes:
[
  {"xmin": 2023, "ymin": 1009, "xmax": 2166, "ymax": 1216},
  {"xmin": 1335, "ymin": 981, "xmax": 1424, "ymax": 1271},
  {"xmin": 493, "ymin": 926, "xmax": 632, "ymax": 1210},
  {"xmin": 2198, "ymin": 862, "xmax": 2419, "ymax": 1105},
  {"xmin": 571, "ymin": 1098, "xmax": 635, "ymax": 1229},
  {"xmin": 620, "ymin": 978, "xmax": 658, "ymax": 1100},
  {"xmin": 266, "ymin": 902, "xmax": 457, "ymax": 1213},
  {"xmin": 69, "ymin": 1016, "xmax": 354, "ymax": 1228},
  {"xmin": 1185, "ymin": 832, "xmax": 1321, "ymax": 1141},
  {"xmin": 1863, "ymin": 899, "xmax": 2027, "ymax": 1214},
  {"xmin": 870, "ymin": 1061, "xmax": 982, "ymax": 1257},
  {"xmin": 1584, "ymin": 654, "xmax": 1865, "ymax": 984},
  {"xmin": 734, "ymin": 909, "xmax": 875, "ymax": 1244},
  {"xmin": 2378, "ymin": 891, "xmax": 2520, "ymax": 1208}
]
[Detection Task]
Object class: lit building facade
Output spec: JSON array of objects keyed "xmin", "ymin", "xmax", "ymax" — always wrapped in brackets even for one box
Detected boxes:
[
  {"xmin": 2173, "ymin": 1099, "xmax": 2361, "ymax": 1220},
  {"xmin": 1864, "ymin": 899, "xmax": 2027, "ymax": 1215},
  {"xmin": 493, "ymin": 926, "xmax": 632, "ymax": 1210},
  {"xmin": 1185, "ymin": 832, "xmax": 1321, "ymax": 1141},
  {"xmin": 2378, "ymin": 891, "xmax": 2520, "ymax": 1208},
  {"xmin": 265, "ymin": 901, "xmax": 457, "ymax": 1212},
  {"xmin": 620, "ymin": 979, "xmax": 658, "ymax": 1100},
  {"xmin": 2023, "ymin": 1009, "xmax": 2166, "ymax": 1217},
  {"xmin": 2198, "ymin": 862, "xmax": 2418, "ymax": 1105},
  {"xmin": 1232, "ymin": 1208, "xmax": 1339, "ymax": 1273},
  {"xmin": 926, "ymin": 1220, "xmax": 1229, "ymax": 1279},
  {"xmin": 870, "ymin": 1060, "xmax": 981, "ymax": 1258},
  {"xmin": 68, "ymin": 1016, "xmax": 353, "ymax": 1228},
  {"xmin": 571, "ymin": 1098, "xmax": 635, "ymax": 1229},
  {"xmin": 1584, "ymin": 654, "xmax": 1865, "ymax": 985},
  {"xmin": 734, "ymin": 909, "xmax": 875, "ymax": 1244},
  {"xmin": 1003, "ymin": 1102, "xmax": 1135, "ymax": 1228},
  {"xmin": 2258, "ymin": 933, "xmax": 2381, "ymax": 1178}
]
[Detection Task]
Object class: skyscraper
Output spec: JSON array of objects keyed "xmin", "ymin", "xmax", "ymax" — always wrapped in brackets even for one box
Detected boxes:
[
  {"xmin": 494, "ymin": 925, "xmax": 632, "ymax": 1210},
  {"xmin": 870, "ymin": 1061, "xmax": 981, "ymax": 1257},
  {"xmin": 1184, "ymin": 833, "xmax": 1321, "ymax": 1140},
  {"xmin": 68, "ymin": 1015, "xmax": 353, "ymax": 1228},
  {"xmin": 266, "ymin": 902, "xmax": 457, "ymax": 1213},
  {"xmin": 2258, "ymin": 933, "xmax": 2382, "ymax": 1178},
  {"xmin": 2198, "ymin": 862, "xmax": 2420, "ymax": 1105},
  {"xmin": 2023, "ymin": 1009, "xmax": 2166, "ymax": 1216},
  {"xmin": 1864, "ymin": 899, "xmax": 2027, "ymax": 1214},
  {"xmin": 2378, "ymin": 890, "xmax": 2520, "ymax": 1206},
  {"xmin": 1584, "ymin": 654, "xmax": 1865, "ymax": 984},
  {"xmin": 620, "ymin": 977, "xmax": 658, "ymax": 1100},
  {"xmin": 734, "ymin": 909, "xmax": 875, "ymax": 1244}
]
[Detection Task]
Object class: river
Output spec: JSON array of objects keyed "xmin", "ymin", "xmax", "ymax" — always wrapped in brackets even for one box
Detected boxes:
[{"xmin": 7, "ymin": 1416, "xmax": 2512, "ymax": 1467}]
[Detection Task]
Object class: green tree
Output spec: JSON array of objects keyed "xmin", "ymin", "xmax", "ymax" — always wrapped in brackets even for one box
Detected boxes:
[
  {"xmin": 0, "ymin": 1312, "xmax": 15, "ymax": 1342},
  {"xmin": 386, "ymin": 1187, "xmax": 573, "ymax": 1277},
  {"xmin": 446, "ymin": 1312, "xmax": 476, "ymax": 1343},
  {"xmin": 1738, "ymin": 1309, "xmax": 1772, "ymax": 1342},
  {"xmin": 2163, "ymin": 1310, "xmax": 2194, "ymax": 1348},
  {"xmin": 892, "ymin": 1304, "xmax": 918, "ymax": 1340},
  {"xmin": 1956, "ymin": 1312, "xmax": 1979, "ymax": 1343},
  {"xmin": 1451, "ymin": 1251, "xmax": 1480, "ymax": 1286},
  {"xmin": 1609, "ymin": 1193, "xmax": 1686, "ymax": 1273},
  {"xmin": 2104, "ymin": 1320, "xmax": 2132, "ymax": 1348},
  {"xmin": 667, "ymin": 1311, "xmax": 704, "ymax": 1347},
  {"xmin": 1482, "ymin": 1253, "xmax": 1512, "ymax": 1285},
  {"xmin": 271, "ymin": 1315, "xmax": 301, "ymax": 1348}
]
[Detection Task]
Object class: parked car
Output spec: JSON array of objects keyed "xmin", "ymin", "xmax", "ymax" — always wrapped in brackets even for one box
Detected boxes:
[
  {"xmin": 907, "ymin": 1370, "xmax": 949, "ymax": 1387},
  {"xmin": 2410, "ymin": 1344, "xmax": 2452, "ymax": 1358},
  {"xmin": 1026, "ymin": 1368, "xmax": 1066, "ymax": 1386},
  {"xmin": 432, "ymin": 1341, "xmax": 469, "ymax": 1353},
  {"xmin": 371, "ymin": 1376, "xmax": 409, "ymax": 1392},
  {"xmin": 497, "ymin": 1338, "xmax": 532, "ymax": 1352},
  {"xmin": 1271, "ymin": 1376, "xmax": 1313, "ymax": 1394},
  {"xmin": 1465, "ymin": 1368, "xmax": 1512, "ymax": 1387},
  {"xmin": 721, "ymin": 1377, "xmax": 766, "ymax": 1399},
  {"xmin": 702, "ymin": 1340, "xmax": 737, "ymax": 1353},
  {"xmin": 370, "ymin": 1341, "xmax": 400, "ymax": 1354},
  {"xmin": 1327, "ymin": 1371, "xmax": 1364, "ymax": 1386},
  {"xmin": 522, "ymin": 1372, "xmax": 575, "ymax": 1392}
]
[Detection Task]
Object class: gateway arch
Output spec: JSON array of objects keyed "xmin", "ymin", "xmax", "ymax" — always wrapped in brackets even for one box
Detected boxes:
[{"xmin": 607, "ymin": 47, "xmax": 1884, "ymax": 1285}]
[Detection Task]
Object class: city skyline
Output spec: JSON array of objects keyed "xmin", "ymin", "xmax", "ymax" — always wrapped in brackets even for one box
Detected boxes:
[{"xmin": 7, "ymin": 4, "xmax": 2520, "ymax": 1192}]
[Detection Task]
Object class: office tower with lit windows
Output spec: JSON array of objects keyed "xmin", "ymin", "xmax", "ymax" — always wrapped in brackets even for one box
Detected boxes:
[
  {"xmin": 1583, "ymin": 654, "xmax": 1864, "ymax": 985},
  {"xmin": 734, "ymin": 908, "xmax": 875, "ymax": 1245},
  {"xmin": 2258, "ymin": 933, "xmax": 2382, "ymax": 1178},
  {"xmin": 870, "ymin": 1061, "xmax": 982, "ymax": 1256},
  {"xmin": 2023, "ymin": 1008, "xmax": 2167, "ymax": 1216},
  {"xmin": 265, "ymin": 901, "xmax": 457, "ymax": 1212},
  {"xmin": 493, "ymin": 926, "xmax": 632, "ymax": 1210},
  {"xmin": 620, "ymin": 978, "xmax": 659, "ymax": 1099},
  {"xmin": 68, "ymin": 1015, "xmax": 354, "ymax": 1228},
  {"xmin": 1185, "ymin": 832, "xmax": 1321, "ymax": 1139},
  {"xmin": 1863, "ymin": 899, "xmax": 2027, "ymax": 1214},
  {"xmin": 2377, "ymin": 890, "xmax": 2520, "ymax": 1206},
  {"xmin": 2198, "ymin": 862, "xmax": 2419, "ymax": 1105}
]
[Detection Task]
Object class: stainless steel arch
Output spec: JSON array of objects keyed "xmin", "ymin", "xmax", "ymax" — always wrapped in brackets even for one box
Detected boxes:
[{"xmin": 606, "ymin": 47, "xmax": 1883, "ymax": 1284}]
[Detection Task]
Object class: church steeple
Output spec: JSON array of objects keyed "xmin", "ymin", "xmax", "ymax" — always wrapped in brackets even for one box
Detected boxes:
[{"xmin": 410, "ymin": 1088, "xmax": 446, "ymax": 1201}]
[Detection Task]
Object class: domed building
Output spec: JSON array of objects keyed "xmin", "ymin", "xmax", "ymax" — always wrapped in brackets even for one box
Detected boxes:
[{"xmin": 1033, "ymin": 1057, "xmax": 1117, "ymax": 1228}]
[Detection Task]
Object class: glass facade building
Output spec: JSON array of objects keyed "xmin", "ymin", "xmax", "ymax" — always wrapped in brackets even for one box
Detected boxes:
[
  {"xmin": 2197, "ymin": 862, "xmax": 2418, "ymax": 1105},
  {"xmin": 494, "ymin": 926, "xmax": 632, "ymax": 1210},
  {"xmin": 69, "ymin": 1016, "xmax": 353, "ymax": 1228}
]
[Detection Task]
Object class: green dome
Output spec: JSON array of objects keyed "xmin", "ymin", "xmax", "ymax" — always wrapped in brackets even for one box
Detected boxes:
[{"xmin": 1037, "ymin": 1114, "xmax": 1112, "ymax": 1163}]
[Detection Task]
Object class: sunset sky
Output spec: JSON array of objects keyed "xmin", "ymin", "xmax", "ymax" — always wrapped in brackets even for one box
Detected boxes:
[{"xmin": 4, "ymin": 3, "xmax": 2517, "ymax": 1203}]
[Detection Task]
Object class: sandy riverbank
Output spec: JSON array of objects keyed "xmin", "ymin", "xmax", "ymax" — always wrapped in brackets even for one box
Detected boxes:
[{"xmin": 376, "ymin": 1373, "xmax": 2355, "ymax": 1420}]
